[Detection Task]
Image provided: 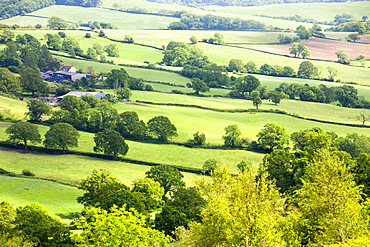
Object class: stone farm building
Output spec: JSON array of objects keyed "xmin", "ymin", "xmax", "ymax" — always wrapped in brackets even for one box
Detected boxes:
[{"xmin": 40, "ymin": 66, "xmax": 97, "ymax": 83}]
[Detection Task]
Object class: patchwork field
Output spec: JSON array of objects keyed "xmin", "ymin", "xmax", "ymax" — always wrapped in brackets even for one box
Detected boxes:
[
  {"xmin": 0, "ymin": 148, "xmax": 199, "ymax": 186},
  {"xmin": 0, "ymin": 5, "xmax": 178, "ymax": 29},
  {"xmin": 103, "ymin": 30, "xmax": 298, "ymax": 48},
  {"xmin": 204, "ymin": 2, "xmax": 370, "ymax": 23},
  {"xmin": 240, "ymin": 37, "xmax": 370, "ymax": 61},
  {"xmin": 198, "ymin": 43, "xmax": 370, "ymax": 85}
]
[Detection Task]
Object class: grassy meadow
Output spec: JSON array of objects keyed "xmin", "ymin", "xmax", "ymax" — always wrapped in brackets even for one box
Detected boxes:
[
  {"xmin": 198, "ymin": 43, "xmax": 370, "ymax": 85},
  {"xmin": 0, "ymin": 175, "xmax": 82, "ymax": 222},
  {"xmin": 103, "ymin": 30, "xmax": 298, "ymax": 48},
  {"xmin": 204, "ymin": 2, "xmax": 370, "ymax": 23},
  {"xmin": 1, "ymin": 5, "xmax": 178, "ymax": 29}
]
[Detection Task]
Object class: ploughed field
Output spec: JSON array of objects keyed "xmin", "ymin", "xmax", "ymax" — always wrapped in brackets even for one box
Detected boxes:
[{"xmin": 239, "ymin": 37, "xmax": 370, "ymax": 61}]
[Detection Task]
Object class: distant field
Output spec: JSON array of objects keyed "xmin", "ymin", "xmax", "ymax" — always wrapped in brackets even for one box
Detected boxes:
[
  {"xmin": 0, "ymin": 122, "xmax": 263, "ymax": 173},
  {"xmin": 0, "ymin": 96, "xmax": 28, "ymax": 120},
  {"xmin": 204, "ymin": 2, "xmax": 370, "ymax": 23},
  {"xmin": 103, "ymin": 30, "xmax": 298, "ymax": 48},
  {"xmin": 240, "ymin": 38, "xmax": 370, "ymax": 61},
  {"xmin": 0, "ymin": 175, "xmax": 82, "ymax": 222},
  {"xmin": 56, "ymin": 55, "xmax": 191, "ymax": 85},
  {"xmin": 128, "ymin": 91, "xmax": 370, "ymax": 125},
  {"xmin": 0, "ymin": 5, "xmax": 178, "ymax": 29},
  {"xmin": 101, "ymin": 0, "xmax": 196, "ymax": 12},
  {"xmin": 113, "ymin": 101, "xmax": 370, "ymax": 144},
  {"xmin": 198, "ymin": 43, "xmax": 370, "ymax": 85},
  {"xmin": 0, "ymin": 148, "xmax": 199, "ymax": 186}
]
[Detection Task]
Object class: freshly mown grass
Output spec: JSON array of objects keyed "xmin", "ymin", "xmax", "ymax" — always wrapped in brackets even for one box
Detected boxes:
[
  {"xmin": 198, "ymin": 43, "xmax": 370, "ymax": 85},
  {"xmin": 0, "ymin": 175, "xmax": 82, "ymax": 222},
  {"xmin": 204, "ymin": 2, "xmax": 370, "ymax": 23},
  {"xmin": 1, "ymin": 6, "xmax": 178, "ymax": 29}
]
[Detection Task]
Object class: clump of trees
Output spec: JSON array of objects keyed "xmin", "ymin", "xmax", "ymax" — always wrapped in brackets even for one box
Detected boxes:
[
  {"xmin": 171, "ymin": 13, "xmax": 266, "ymax": 30},
  {"xmin": 161, "ymin": 41, "xmax": 210, "ymax": 67}
]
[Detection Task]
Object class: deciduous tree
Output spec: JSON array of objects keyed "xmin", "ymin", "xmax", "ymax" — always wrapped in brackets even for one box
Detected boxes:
[
  {"xmin": 186, "ymin": 78, "xmax": 209, "ymax": 95},
  {"xmin": 44, "ymin": 123, "xmax": 80, "ymax": 151},
  {"xmin": 257, "ymin": 123, "xmax": 289, "ymax": 152},
  {"xmin": 15, "ymin": 204, "xmax": 72, "ymax": 246},
  {"xmin": 147, "ymin": 116, "xmax": 177, "ymax": 142},
  {"xmin": 74, "ymin": 206, "xmax": 171, "ymax": 246},
  {"xmin": 6, "ymin": 122, "xmax": 41, "ymax": 150},
  {"xmin": 26, "ymin": 99, "xmax": 51, "ymax": 121},
  {"xmin": 235, "ymin": 75, "xmax": 260, "ymax": 96},
  {"xmin": 222, "ymin": 124, "xmax": 242, "ymax": 147},
  {"xmin": 176, "ymin": 166, "xmax": 285, "ymax": 247},
  {"xmin": 145, "ymin": 165, "xmax": 185, "ymax": 199},
  {"xmin": 93, "ymin": 129, "xmax": 129, "ymax": 158},
  {"xmin": 295, "ymin": 150, "xmax": 368, "ymax": 246},
  {"xmin": 47, "ymin": 16, "xmax": 69, "ymax": 30}
]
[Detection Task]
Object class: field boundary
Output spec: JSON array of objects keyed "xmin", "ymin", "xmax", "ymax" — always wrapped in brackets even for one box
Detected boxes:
[
  {"xmin": 135, "ymin": 100, "xmax": 370, "ymax": 128},
  {"xmin": 0, "ymin": 141, "xmax": 203, "ymax": 177}
]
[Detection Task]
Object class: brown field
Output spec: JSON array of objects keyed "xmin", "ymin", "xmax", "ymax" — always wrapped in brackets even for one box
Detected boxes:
[
  {"xmin": 359, "ymin": 35, "xmax": 370, "ymax": 44},
  {"xmin": 240, "ymin": 37, "xmax": 370, "ymax": 61}
]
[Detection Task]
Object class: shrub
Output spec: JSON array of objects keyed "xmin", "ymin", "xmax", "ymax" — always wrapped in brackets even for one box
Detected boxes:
[{"xmin": 22, "ymin": 170, "xmax": 35, "ymax": 176}]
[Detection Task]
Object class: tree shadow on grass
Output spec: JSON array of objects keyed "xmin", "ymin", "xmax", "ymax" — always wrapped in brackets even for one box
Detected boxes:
[{"xmin": 56, "ymin": 212, "xmax": 79, "ymax": 220}]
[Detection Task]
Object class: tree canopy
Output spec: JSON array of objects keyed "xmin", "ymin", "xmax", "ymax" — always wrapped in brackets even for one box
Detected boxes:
[
  {"xmin": 147, "ymin": 116, "xmax": 178, "ymax": 142},
  {"xmin": 145, "ymin": 165, "xmax": 185, "ymax": 199},
  {"xmin": 93, "ymin": 129, "xmax": 129, "ymax": 158},
  {"xmin": 5, "ymin": 122, "xmax": 41, "ymax": 150},
  {"xmin": 43, "ymin": 123, "xmax": 80, "ymax": 151}
]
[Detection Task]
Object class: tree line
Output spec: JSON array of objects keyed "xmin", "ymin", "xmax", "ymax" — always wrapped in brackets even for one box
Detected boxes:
[
  {"xmin": 169, "ymin": 13, "xmax": 266, "ymax": 30},
  {"xmin": 0, "ymin": 0, "xmax": 101, "ymax": 20}
]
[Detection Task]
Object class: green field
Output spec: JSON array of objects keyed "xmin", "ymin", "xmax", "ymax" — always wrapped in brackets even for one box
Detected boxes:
[
  {"xmin": 127, "ymin": 91, "xmax": 370, "ymax": 125},
  {"xmin": 0, "ymin": 175, "xmax": 82, "ymax": 221},
  {"xmin": 0, "ymin": 96, "xmax": 28, "ymax": 120},
  {"xmin": 104, "ymin": 30, "xmax": 298, "ymax": 48},
  {"xmin": 0, "ymin": 5, "xmax": 178, "ymax": 29},
  {"xmin": 198, "ymin": 43, "xmax": 370, "ymax": 85},
  {"xmin": 0, "ymin": 148, "xmax": 200, "ymax": 185},
  {"xmin": 55, "ymin": 55, "xmax": 190, "ymax": 84},
  {"xmin": 204, "ymin": 2, "xmax": 370, "ymax": 23},
  {"xmin": 0, "ymin": 121, "xmax": 263, "ymax": 173}
]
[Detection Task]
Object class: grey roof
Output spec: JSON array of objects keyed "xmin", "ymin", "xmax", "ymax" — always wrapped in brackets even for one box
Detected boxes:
[{"xmin": 57, "ymin": 91, "xmax": 106, "ymax": 99}]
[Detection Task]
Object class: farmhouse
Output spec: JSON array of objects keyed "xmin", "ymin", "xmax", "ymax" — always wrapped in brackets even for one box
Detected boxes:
[
  {"xmin": 57, "ymin": 91, "xmax": 106, "ymax": 100},
  {"xmin": 40, "ymin": 66, "xmax": 95, "ymax": 83}
]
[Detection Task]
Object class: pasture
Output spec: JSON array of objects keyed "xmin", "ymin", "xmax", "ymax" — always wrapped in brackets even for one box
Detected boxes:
[
  {"xmin": 103, "ymin": 30, "xmax": 298, "ymax": 48},
  {"xmin": 0, "ymin": 148, "xmax": 199, "ymax": 186},
  {"xmin": 112, "ymin": 100, "xmax": 370, "ymax": 143},
  {"xmin": 0, "ymin": 96, "xmax": 28, "ymax": 120},
  {"xmin": 0, "ymin": 175, "xmax": 82, "ymax": 222},
  {"xmin": 11, "ymin": 30, "xmax": 164, "ymax": 65},
  {"xmin": 204, "ymin": 2, "xmax": 370, "ymax": 23},
  {"xmin": 198, "ymin": 43, "xmax": 370, "ymax": 85},
  {"xmin": 0, "ymin": 5, "xmax": 178, "ymax": 29},
  {"xmin": 128, "ymin": 91, "xmax": 370, "ymax": 125},
  {"xmin": 0, "ymin": 121, "xmax": 263, "ymax": 173},
  {"xmin": 240, "ymin": 37, "xmax": 370, "ymax": 62},
  {"xmin": 55, "ymin": 55, "xmax": 191, "ymax": 85}
]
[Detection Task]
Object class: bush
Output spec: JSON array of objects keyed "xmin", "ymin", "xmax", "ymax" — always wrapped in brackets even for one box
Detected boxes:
[{"xmin": 22, "ymin": 170, "xmax": 35, "ymax": 177}]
